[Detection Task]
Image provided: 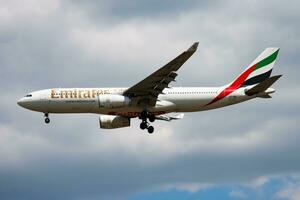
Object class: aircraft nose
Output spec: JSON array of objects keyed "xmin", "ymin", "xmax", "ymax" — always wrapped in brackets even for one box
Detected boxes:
[{"xmin": 17, "ymin": 98, "xmax": 25, "ymax": 107}]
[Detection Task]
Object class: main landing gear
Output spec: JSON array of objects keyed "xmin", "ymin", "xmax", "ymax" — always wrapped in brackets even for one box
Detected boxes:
[
  {"xmin": 44, "ymin": 113, "xmax": 50, "ymax": 124},
  {"xmin": 139, "ymin": 110, "xmax": 155, "ymax": 134}
]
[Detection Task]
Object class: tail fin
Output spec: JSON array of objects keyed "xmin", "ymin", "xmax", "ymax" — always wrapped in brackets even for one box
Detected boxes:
[
  {"xmin": 230, "ymin": 48, "xmax": 279, "ymax": 87},
  {"xmin": 206, "ymin": 48, "xmax": 280, "ymax": 106}
]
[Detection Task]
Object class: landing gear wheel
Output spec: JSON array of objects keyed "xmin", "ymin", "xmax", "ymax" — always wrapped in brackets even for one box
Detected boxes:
[
  {"xmin": 45, "ymin": 117, "xmax": 50, "ymax": 124},
  {"xmin": 149, "ymin": 115, "xmax": 155, "ymax": 122},
  {"xmin": 141, "ymin": 110, "xmax": 148, "ymax": 119},
  {"xmin": 140, "ymin": 122, "xmax": 147, "ymax": 130},
  {"xmin": 147, "ymin": 126, "xmax": 154, "ymax": 134}
]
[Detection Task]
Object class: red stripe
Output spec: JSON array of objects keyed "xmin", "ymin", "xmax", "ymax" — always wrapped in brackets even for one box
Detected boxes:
[{"xmin": 206, "ymin": 64, "xmax": 256, "ymax": 106}]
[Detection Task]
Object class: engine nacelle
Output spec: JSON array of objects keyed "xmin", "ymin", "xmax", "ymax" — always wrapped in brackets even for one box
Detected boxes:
[
  {"xmin": 98, "ymin": 94, "xmax": 130, "ymax": 108},
  {"xmin": 99, "ymin": 115, "xmax": 130, "ymax": 129}
]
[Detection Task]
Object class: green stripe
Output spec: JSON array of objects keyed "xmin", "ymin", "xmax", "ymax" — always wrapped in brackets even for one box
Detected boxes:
[{"xmin": 254, "ymin": 49, "xmax": 279, "ymax": 71}]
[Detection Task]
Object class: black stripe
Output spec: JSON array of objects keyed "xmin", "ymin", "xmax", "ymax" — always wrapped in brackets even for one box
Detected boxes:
[{"xmin": 242, "ymin": 69, "xmax": 272, "ymax": 86}]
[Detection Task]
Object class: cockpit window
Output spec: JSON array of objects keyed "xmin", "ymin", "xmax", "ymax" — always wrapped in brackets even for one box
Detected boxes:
[{"xmin": 25, "ymin": 94, "xmax": 32, "ymax": 97}]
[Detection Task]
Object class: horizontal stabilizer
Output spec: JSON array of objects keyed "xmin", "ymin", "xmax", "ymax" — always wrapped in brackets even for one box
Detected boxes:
[
  {"xmin": 259, "ymin": 94, "xmax": 272, "ymax": 98},
  {"xmin": 156, "ymin": 113, "xmax": 184, "ymax": 121},
  {"xmin": 245, "ymin": 75, "xmax": 282, "ymax": 96}
]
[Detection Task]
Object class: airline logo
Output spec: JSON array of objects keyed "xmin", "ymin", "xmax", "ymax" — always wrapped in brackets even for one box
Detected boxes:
[
  {"xmin": 51, "ymin": 89, "xmax": 110, "ymax": 99},
  {"xmin": 207, "ymin": 48, "xmax": 279, "ymax": 106}
]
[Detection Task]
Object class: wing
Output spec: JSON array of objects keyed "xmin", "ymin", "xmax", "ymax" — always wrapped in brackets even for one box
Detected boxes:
[{"xmin": 124, "ymin": 42, "xmax": 199, "ymax": 106}]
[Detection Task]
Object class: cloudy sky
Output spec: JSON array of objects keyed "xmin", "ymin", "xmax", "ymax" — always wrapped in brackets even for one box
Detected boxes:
[{"xmin": 0, "ymin": 0, "xmax": 299, "ymax": 199}]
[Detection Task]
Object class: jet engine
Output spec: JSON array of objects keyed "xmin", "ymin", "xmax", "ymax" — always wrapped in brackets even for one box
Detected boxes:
[
  {"xmin": 99, "ymin": 115, "xmax": 130, "ymax": 129},
  {"xmin": 98, "ymin": 94, "xmax": 130, "ymax": 108}
]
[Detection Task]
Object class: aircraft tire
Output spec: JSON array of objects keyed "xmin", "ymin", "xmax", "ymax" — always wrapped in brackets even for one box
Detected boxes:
[
  {"xmin": 140, "ymin": 122, "xmax": 147, "ymax": 130},
  {"xmin": 141, "ymin": 110, "xmax": 148, "ymax": 120},
  {"xmin": 45, "ymin": 117, "xmax": 50, "ymax": 124},
  {"xmin": 149, "ymin": 115, "xmax": 155, "ymax": 122},
  {"xmin": 148, "ymin": 126, "xmax": 154, "ymax": 134}
]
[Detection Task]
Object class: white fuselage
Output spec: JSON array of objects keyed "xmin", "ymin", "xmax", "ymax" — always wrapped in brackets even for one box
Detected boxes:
[{"xmin": 17, "ymin": 87, "xmax": 257, "ymax": 117}]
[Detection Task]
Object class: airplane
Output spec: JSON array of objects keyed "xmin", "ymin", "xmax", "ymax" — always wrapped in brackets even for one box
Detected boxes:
[{"xmin": 17, "ymin": 42, "xmax": 281, "ymax": 134}]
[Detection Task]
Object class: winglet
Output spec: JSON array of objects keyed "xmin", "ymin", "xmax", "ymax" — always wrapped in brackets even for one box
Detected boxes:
[{"xmin": 187, "ymin": 42, "xmax": 199, "ymax": 52}]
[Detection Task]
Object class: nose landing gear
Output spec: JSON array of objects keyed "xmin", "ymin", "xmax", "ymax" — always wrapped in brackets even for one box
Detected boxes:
[
  {"xmin": 139, "ymin": 110, "xmax": 155, "ymax": 134},
  {"xmin": 44, "ymin": 113, "xmax": 50, "ymax": 124}
]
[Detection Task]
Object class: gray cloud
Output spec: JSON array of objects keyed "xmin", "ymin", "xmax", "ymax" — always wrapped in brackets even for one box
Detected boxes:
[
  {"xmin": 0, "ymin": 0, "xmax": 299, "ymax": 199},
  {"xmin": 63, "ymin": 0, "xmax": 217, "ymax": 24}
]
